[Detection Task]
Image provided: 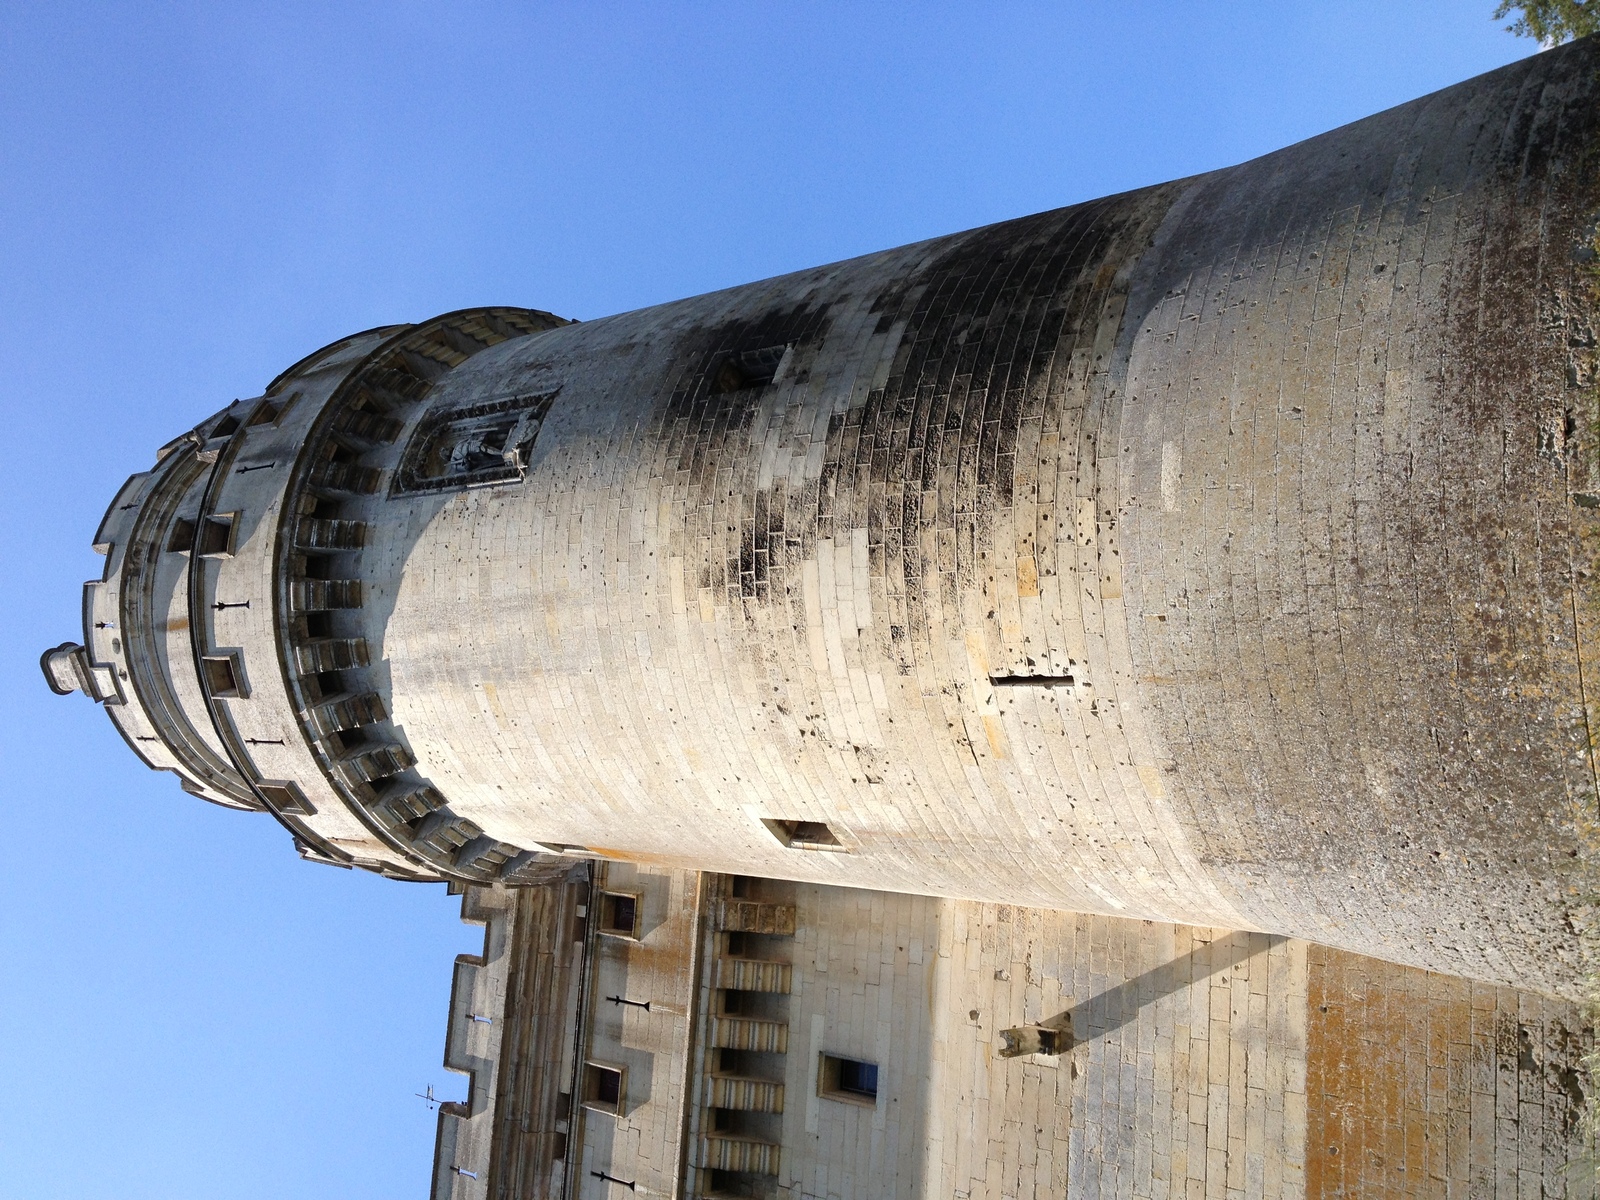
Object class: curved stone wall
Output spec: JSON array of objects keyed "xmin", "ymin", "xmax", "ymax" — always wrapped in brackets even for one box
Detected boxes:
[
  {"xmin": 51, "ymin": 37, "xmax": 1600, "ymax": 995},
  {"xmin": 373, "ymin": 41, "xmax": 1600, "ymax": 993}
]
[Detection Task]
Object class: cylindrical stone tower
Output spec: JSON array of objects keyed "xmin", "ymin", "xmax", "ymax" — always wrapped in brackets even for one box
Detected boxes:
[{"xmin": 48, "ymin": 38, "xmax": 1600, "ymax": 997}]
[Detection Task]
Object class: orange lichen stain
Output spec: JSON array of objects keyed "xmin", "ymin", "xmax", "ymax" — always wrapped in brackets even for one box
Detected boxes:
[
  {"xmin": 1305, "ymin": 945, "xmax": 1587, "ymax": 1198},
  {"xmin": 982, "ymin": 715, "xmax": 1008, "ymax": 760},
  {"xmin": 1015, "ymin": 555, "xmax": 1040, "ymax": 598},
  {"xmin": 165, "ymin": 617, "xmax": 190, "ymax": 632}
]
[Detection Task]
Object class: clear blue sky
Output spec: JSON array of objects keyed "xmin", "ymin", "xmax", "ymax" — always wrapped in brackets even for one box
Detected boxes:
[{"xmin": 0, "ymin": 4, "xmax": 1534, "ymax": 1196}]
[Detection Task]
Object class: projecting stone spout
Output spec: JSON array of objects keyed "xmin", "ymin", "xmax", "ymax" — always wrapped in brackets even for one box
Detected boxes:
[{"xmin": 54, "ymin": 36, "xmax": 1600, "ymax": 997}]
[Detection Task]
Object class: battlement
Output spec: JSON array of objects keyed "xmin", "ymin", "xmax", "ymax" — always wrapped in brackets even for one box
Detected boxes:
[{"xmin": 430, "ymin": 885, "xmax": 515, "ymax": 1199}]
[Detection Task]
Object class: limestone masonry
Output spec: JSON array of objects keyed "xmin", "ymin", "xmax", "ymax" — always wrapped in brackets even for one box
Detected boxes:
[{"xmin": 45, "ymin": 37, "xmax": 1600, "ymax": 1198}]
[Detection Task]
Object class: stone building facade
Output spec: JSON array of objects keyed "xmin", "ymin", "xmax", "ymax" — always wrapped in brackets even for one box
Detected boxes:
[
  {"xmin": 430, "ymin": 867, "xmax": 1592, "ymax": 1199},
  {"xmin": 43, "ymin": 35, "xmax": 1600, "ymax": 1196}
]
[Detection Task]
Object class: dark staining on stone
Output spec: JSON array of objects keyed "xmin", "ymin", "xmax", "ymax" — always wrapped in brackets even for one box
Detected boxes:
[
  {"xmin": 807, "ymin": 190, "xmax": 1183, "ymax": 669},
  {"xmin": 660, "ymin": 301, "xmax": 833, "ymax": 608}
]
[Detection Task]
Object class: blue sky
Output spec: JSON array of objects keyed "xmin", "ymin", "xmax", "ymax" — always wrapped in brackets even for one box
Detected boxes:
[{"xmin": 0, "ymin": 4, "xmax": 1533, "ymax": 1196}]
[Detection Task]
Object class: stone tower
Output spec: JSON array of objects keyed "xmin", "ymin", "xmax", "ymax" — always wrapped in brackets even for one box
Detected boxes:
[{"xmin": 47, "ymin": 37, "xmax": 1600, "ymax": 999}]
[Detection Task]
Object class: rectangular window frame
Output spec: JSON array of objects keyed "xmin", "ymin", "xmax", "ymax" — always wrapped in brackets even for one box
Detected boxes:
[
  {"xmin": 597, "ymin": 890, "xmax": 641, "ymax": 939},
  {"xmin": 256, "ymin": 780, "xmax": 315, "ymax": 816},
  {"xmin": 817, "ymin": 1053, "xmax": 879, "ymax": 1106},
  {"xmin": 581, "ymin": 1061, "xmax": 627, "ymax": 1116},
  {"xmin": 166, "ymin": 517, "xmax": 197, "ymax": 553},
  {"xmin": 201, "ymin": 652, "xmax": 248, "ymax": 699},
  {"xmin": 762, "ymin": 818, "xmax": 846, "ymax": 852},
  {"xmin": 197, "ymin": 513, "xmax": 238, "ymax": 558}
]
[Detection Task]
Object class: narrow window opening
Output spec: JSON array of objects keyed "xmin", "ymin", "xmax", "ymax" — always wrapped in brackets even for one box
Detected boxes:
[
  {"xmin": 210, "ymin": 415, "xmax": 241, "ymax": 439},
  {"xmin": 990, "ymin": 671, "xmax": 1076, "ymax": 689},
  {"xmin": 730, "ymin": 875, "xmax": 755, "ymax": 898},
  {"xmin": 711, "ymin": 344, "xmax": 787, "ymax": 393},
  {"xmin": 201, "ymin": 654, "xmax": 244, "ymax": 699},
  {"xmin": 838, "ymin": 1058, "xmax": 878, "ymax": 1097},
  {"xmin": 582, "ymin": 1062, "xmax": 625, "ymax": 1115},
  {"xmin": 303, "ymin": 612, "xmax": 334, "ymax": 639},
  {"xmin": 599, "ymin": 892, "xmax": 639, "ymax": 937},
  {"xmin": 257, "ymin": 781, "xmax": 314, "ymax": 816},
  {"xmin": 301, "ymin": 554, "xmax": 332, "ymax": 580},
  {"xmin": 819, "ymin": 1053, "xmax": 879, "ymax": 1103},
  {"xmin": 247, "ymin": 399, "xmax": 281, "ymax": 427},
  {"xmin": 197, "ymin": 515, "xmax": 236, "ymax": 557},
  {"xmin": 763, "ymin": 818, "xmax": 843, "ymax": 851},
  {"xmin": 550, "ymin": 1131, "xmax": 568, "ymax": 1161},
  {"xmin": 166, "ymin": 518, "xmax": 196, "ymax": 553}
]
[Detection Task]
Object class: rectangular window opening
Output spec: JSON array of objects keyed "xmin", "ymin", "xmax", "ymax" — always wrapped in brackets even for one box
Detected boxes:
[
  {"xmin": 599, "ymin": 891, "xmax": 639, "ymax": 937},
  {"xmin": 582, "ymin": 1062, "xmax": 625, "ymax": 1115},
  {"xmin": 198, "ymin": 514, "xmax": 236, "ymax": 557},
  {"xmin": 763, "ymin": 818, "xmax": 843, "ymax": 851},
  {"xmin": 247, "ymin": 399, "xmax": 282, "ymax": 427},
  {"xmin": 201, "ymin": 653, "xmax": 245, "ymax": 699},
  {"xmin": 711, "ymin": 345, "xmax": 788, "ymax": 393},
  {"xmin": 256, "ymin": 782, "xmax": 315, "ymax": 816},
  {"xmin": 819, "ymin": 1053, "xmax": 879, "ymax": 1104},
  {"xmin": 166, "ymin": 518, "xmax": 196, "ymax": 553}
]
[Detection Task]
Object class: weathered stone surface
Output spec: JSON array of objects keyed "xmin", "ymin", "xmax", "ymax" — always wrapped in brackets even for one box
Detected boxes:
[
  {"xmin": 459, "ymin": 867, "xmax": 1592, "ymax": 1199},
  {"xmin": 49, "ymin": 39, "xmax": 1600, "ymax": 1001}
]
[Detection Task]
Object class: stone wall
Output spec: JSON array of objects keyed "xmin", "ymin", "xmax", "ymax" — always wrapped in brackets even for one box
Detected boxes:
[{"xmin": 459, "ymin": 871, "xmax": 1594, "ymax": 1198}]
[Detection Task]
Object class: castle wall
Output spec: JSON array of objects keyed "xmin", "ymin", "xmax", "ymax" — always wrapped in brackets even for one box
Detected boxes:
[
  {"xmin": 568, "ymin": 862, "xmax": 701, "ymax": 1198},
  {"xmin": 462, "ymin": 872, "xmax": 1594, "ymax": 1198}
]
